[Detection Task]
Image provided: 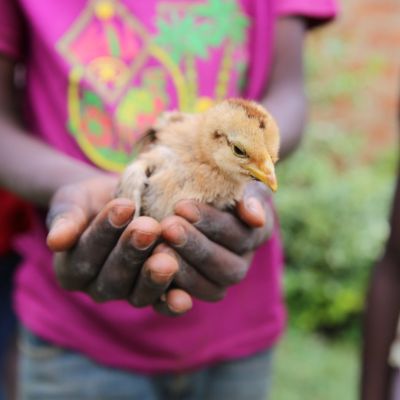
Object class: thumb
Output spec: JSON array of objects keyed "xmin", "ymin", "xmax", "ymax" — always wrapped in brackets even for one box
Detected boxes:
[
  {"xmin": 46, "ymin": 175, "xmax": 118, "ymax": 252},
  {"xmin": 236, "ymin": 181, "xmax": 273, "ymax": 228},
  {"xmin": 236, "ymin": 196, "xmax": 266, "ymax": 228},
  {"xmin": 46, "ymin": 190, "xmax": 90, "ymax": 252},
  {"xmin": 46, "ymin": 206, "xmax": 88, "ymax": 252}
]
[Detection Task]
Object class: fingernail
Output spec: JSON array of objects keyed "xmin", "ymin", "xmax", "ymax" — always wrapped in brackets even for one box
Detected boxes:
[
  {"xmin": 47, "ymin": 218, "xmax": 78, "ymax": 252},
  {"xmin": 132, "ymin": 230, "xmax": 156, "ymax": 250},
  {"xmin": 175, "ymin": 202, "xmax": 201, "ymax": 224},
  {"xmin": 50, "ymin": 218, "xmax": 75, "ymax": 234},
  {"xmin": 245, "ymin": 197, "xmax": 262, "ymax": 216},
  {"xmin": 50, "ymin": 217, "xmax": 67, "ymax": 231},
  {"xmin": 109, "ymin": 206, "xmax": 134, "ymax": 228},
  {"xmin": 149, "ymin": 270, "xmax": 173, "ymax": 285},
  {"xmin": 166, "ymin": 224, "xmax": 187, "ymax": 246},
  {"xmin": 168, "ymin": 296, "xmax": 193, "ymax": 314}
]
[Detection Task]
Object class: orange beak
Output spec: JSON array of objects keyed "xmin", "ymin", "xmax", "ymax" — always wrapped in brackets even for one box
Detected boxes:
[{"xmin": 245, "ymin": 157, "xmax": 278, "ymax": 192}]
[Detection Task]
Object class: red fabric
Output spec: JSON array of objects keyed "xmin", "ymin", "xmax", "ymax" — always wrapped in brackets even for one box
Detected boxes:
[{"xmin": 0, "ymin": 190, "xmax": 32, "ymax": 255}]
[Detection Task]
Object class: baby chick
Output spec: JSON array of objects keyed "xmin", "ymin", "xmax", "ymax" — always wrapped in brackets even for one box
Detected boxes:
[{"xmin": 117, "ymin": 98, "xmax": 280, "ymax": 221}]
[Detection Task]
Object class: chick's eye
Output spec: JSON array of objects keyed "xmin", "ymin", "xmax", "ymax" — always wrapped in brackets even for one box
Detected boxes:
[{"xmin": 232, "ymin": 144, "xmax": 248, "ymax": 158}]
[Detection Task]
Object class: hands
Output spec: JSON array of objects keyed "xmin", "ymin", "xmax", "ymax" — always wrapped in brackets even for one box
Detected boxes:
[
  {"xmin": 154, "ymin": 181, "xmax": 274, "ymax": 315},
  {"xmin": 46, "ymin": 175, "xmax": 183, "ymax": 312},
  {"xmin": 47, "ymin": 178, "xmax": 274, "ymax": 316}
]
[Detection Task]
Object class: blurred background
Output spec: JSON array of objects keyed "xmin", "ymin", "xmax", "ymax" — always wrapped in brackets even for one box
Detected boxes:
[{"xmin": 271, "ymin": 0, "xmax": 400, "ymax": 398}]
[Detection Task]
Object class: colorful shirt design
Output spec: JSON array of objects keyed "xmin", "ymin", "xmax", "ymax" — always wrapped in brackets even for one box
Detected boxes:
[{"xmin": 57, "ymin": 0, "xmax": 249, "ymax": 171}]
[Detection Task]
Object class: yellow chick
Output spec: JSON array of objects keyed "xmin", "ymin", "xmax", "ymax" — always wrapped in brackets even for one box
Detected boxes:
[{"xmin": 117, "ymin": 98, "xmax": 280, "ymax": 221}]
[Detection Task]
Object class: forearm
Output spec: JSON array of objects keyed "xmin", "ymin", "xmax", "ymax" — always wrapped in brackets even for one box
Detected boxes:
[
  {"xmin": 0, "ymin": 56, "xmax": 104, "ymax": 207},
  {"xmin": 261, "ymin": 16, "xmax": 308, "ymax": 161},
  {"xmin": 361, "ymin": 252, "xmax": 400, "ymax": 400},
  {"xmin": 263, "ymin": 84, "xmax": 307, "ymax": 160},
  {"xmin": 0, "ymin": 115, "xmax": 103, "ymax": 207}
]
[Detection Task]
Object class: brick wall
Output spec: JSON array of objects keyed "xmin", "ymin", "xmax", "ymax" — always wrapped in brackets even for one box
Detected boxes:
[{"xmin": 306, "ymin": 0, "xmax": 400, "ymax": 153}]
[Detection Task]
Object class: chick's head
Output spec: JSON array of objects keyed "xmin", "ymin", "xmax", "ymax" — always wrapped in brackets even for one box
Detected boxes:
[{"xmin": 199, "ymin": 99, "xmax": 280, "ymax": 191}]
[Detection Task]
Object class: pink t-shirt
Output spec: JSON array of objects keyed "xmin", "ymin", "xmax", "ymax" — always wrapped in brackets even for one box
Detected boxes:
[{"xmin": 1, "ymin": 0, "xmax": 336, "ymax": 373}]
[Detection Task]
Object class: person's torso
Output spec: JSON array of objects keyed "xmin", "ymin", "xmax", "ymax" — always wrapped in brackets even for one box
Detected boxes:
[{"xmin": 14, "ymin": 0, "xmax": 285, "ymax": 373}]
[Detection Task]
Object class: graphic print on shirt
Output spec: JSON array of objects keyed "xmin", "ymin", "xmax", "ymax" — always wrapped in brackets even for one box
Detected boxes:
[{"xmin": 57, "ymin": 0, "xmax": 249, "ymax": 171}]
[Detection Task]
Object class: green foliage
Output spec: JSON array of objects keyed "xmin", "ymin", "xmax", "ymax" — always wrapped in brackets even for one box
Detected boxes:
[
  {"xmin": 305, "ymin": 37, "xmax": 386, "ymax": 105},
  {"xmin": 271, "ymin": 329, "xmax": 358, "ymax": 400},
  {"xmin": 276, "ymin": 125, "xmax": 397, "ymax": 338}
]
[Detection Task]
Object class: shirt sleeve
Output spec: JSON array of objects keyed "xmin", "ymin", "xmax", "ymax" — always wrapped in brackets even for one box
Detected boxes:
[
  {"xmin": 276, "ymin": 0, "xmax": 339, "ymax": 28},
  {"xmin": 0, "ymin": 0, "xmax": 25, "ymax": 60}
]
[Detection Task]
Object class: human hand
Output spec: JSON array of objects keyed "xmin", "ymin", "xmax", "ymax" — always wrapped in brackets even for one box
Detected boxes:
[
  {"xmin": 46, "ymin": 175, "xmax": 192, "ymax": 314},
  {"xmin": 152, "ymin": 181, "xmax": 274, "ymax": 315}
]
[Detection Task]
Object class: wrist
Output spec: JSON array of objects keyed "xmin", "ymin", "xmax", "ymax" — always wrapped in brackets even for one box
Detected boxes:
[{"xmin": 42, "ymin": 164, "xmax": 111, "ymax": 208}]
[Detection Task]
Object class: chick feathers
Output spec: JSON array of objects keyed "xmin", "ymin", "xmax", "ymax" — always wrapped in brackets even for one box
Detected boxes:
[{"xmin": 117, "ymin": 98, "xmax": 280, "ymax": 221}]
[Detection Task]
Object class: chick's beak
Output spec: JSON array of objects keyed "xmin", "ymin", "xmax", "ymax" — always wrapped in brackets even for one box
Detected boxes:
[{"xmin": 245, "ymin": 158, "xmax": 278, "ymax": 192}]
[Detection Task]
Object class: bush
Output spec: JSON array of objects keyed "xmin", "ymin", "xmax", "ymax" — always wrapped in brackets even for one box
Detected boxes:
[{"xmin": 276, "ymin": 124, "xmax": 396, "ymax": 338}]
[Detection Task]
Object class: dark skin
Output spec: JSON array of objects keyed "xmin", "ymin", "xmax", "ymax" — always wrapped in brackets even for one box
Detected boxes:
[
  {"xmin": 0, "ymin": 17, "xmax": 306, "ymax": 315},
  {"xmin": 361, "ymin": 156, "xmax": 400, "ymax": 399}
]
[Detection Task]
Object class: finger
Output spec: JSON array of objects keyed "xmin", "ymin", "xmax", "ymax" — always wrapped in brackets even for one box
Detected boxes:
[
  {"xmin": 87, "ymin": 216, "xmax": 161, "ymax": 301},
  {"xmin": 153, "ymin": 288, "xmax": 193, "ymax": 316},
  {"xmin": 237, "ymin": 181, "xmax": 272, "ymax": 228},
  {"xmin": 160, "ymin": 244, "xmax": 226, "ymax": 301},
  {"xmin": 54, "ymin": 199, "xmax": 135, "ymax": 290},
  {"xmin": 236, "ymin": 183, "xmax": 275, "ymax": 249},
  {"xmin": 236, "ymin": 196, "xmax": 266, "ymax": 228},
  {"xmin": 161, "ymin": 216, "xmax": 249, "ymax": 286},
  {"xmin": 236, "ymin": 197, "xmax": 274, "ymax": 246},
  {"xmin": 129, "ymin": 248, "xmax": 178, "ymax": 307},
  {"xmin": 46, "ymin": 205, "xmax": 88, "ymax": 252},
  {"xmin": 131, "ymin": 243, "xmax": 226, "ymax": 304},
  {"xmin": 46, "ymin": 176, "xmax": 119, "ymax": 252},
  {"xmin": 46, "ymin": 183, "xmax": 95, "ymax": 252},
  {"xmin": 175, "ymin": 200, "xmax": 269, "ymax": 255}
]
